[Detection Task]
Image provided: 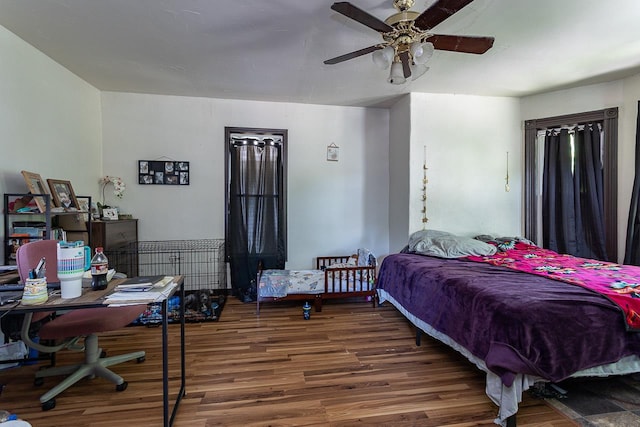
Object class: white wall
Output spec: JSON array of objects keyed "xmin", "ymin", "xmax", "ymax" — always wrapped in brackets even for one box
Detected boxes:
[
  {"xmin": 387, "ymin": 93, "xmax": 522, "ymax": 248},
  {"xmin": 520, "ymin": 79, "xmax": 638, "ymax": 261},
  {"xmin": 0, "ymin": 25, "xmax": 102, "ymax": 262},
  {"xmin": 388, "ymin": 95, "xmax": 411, "ymax": 253},
  {"xmin": 100, "ymin": 92, "xmax": 390, "ymax": 268}
]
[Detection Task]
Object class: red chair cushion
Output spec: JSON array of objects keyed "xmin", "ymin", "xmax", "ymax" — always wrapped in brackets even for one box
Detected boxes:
[{"xmin": 39, "ymin": 305, "xmax": 147, "ymax": 340}]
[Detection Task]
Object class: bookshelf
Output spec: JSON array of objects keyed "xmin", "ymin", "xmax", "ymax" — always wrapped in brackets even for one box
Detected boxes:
[{"xmin": 3, "ymin": 193, "xmax": 92, "ymax": 265}]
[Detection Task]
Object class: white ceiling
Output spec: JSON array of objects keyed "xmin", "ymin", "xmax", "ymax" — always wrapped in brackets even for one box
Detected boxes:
[{"xmin": 2, "ymin": 0, "xmax": 640, "ymax": 108}]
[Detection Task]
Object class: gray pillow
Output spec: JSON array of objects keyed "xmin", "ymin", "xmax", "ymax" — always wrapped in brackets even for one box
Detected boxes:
[
  {"xmin": 408, "ymin": 229, "xmax": 453, "ymax": 252},
  {"xmin": 413, "ymin": 233, "xmax": 497, "ymax": 258}
]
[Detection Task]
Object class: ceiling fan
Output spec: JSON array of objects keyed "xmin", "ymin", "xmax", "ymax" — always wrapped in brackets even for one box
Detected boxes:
[{"xmin": 324, "ymin": 0, "xmax": 494, "ymax": 84}]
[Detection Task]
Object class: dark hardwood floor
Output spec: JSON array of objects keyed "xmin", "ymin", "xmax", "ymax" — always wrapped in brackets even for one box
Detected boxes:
[{"xmin": 0, "ymin": 298, "xmax": 574, "ymax": 426}]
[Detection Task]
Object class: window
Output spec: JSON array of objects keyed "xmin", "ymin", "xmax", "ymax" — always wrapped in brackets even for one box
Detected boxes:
[{"xmin": 524, "ymin": 108, "xmax": 618, "ymax": 260}]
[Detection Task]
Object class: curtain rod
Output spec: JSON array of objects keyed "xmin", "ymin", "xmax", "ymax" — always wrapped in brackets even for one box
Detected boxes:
[{"xmin": 536, "ymin": 122, "xmax": 602, "ymax": 136}]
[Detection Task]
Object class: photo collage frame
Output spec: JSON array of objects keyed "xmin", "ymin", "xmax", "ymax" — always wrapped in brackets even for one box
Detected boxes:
[{"xmin": 138, "ymin": 160, "xmax": 189, "ymax": 185}]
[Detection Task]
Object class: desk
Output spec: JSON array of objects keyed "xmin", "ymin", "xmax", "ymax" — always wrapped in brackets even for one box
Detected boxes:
[
  {"xmin": 0, "ymin": 270, "xmax": 19, "ymax": 285},
  {"xmin": 0, "ymin": 276, "xmax": 186, "ymax": 427}
]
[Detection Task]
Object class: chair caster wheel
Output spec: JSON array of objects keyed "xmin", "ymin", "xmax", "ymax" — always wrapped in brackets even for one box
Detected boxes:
[
  {"xmin": 34, "ymin": 377, "xmax": 44, "ymax": 387},
  {"xmin": 100, "ymin": 350, "xmax": 107, "ymax": 358},
  {"xmin": 137, "ymin": 356, "xmax": 146, "ymax": 363},
  {"xmin": 42, "ymin": 399, "xmax": 56, "ymax": 411},
  {"xmin": 116, "ymin": 381, "xmax": 128, "ymax": 392}
]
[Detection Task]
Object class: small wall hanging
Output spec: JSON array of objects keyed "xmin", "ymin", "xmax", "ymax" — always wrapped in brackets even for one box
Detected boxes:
[
  {"xmin": 327, "ymin": 143, "xmax": 339, "ymax": 161},
  {"xmin": 421, "ymin": 146, "xmax": 429, "ymax": 228},
  {"xmin": 138, "ymin": 160, "xmax": 189, "ymax": 185},
  {"xmin": 504, "ymin": 151, "xmax": 510, "ymax": 192}
]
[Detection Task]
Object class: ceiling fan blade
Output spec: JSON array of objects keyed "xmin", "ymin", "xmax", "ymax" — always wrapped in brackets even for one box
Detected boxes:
[
  {"xmin": 399, "ymin": 51, "xmax": 411, "ymax": 79},
  {"xmin": 429, "ymin": 34, "xmax": 494, "ymax": 54},
  {"xmin": 414, "ymin": 0, "xmax": 474, "ymax": 30},
  {"xmin": 324, "ymin": 45, "xmax": 383, "ymax": 65},
  {"xmin": 331, "ymin": 2, "xmax": 394, "ymax": 33}
]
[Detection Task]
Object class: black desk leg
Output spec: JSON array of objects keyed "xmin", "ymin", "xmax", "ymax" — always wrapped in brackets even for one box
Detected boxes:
[
  {"xmin": 162, "ymin": 297, "xmax": 169, "ymax": 426},
  {"xmin": 506, "ymin": 414, "xmax": 517, "ymax": 427},
  {"xmin": 163, "ymin": 280, "xmax": 186, "ymax": 427},
  {"xmin": 172, "ymin": 281, "xmax": 186, "ymax": 424}
]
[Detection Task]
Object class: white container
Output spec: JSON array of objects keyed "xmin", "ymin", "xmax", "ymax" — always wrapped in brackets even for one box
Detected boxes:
[{"xmin": 57, "ymin": 243, "xmax": 90, "ymax": 299}]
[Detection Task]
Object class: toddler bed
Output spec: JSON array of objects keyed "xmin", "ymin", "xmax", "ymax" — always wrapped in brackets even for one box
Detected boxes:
[{"xmin": 257, "ymin": 250, "xmax": 376, "ymax": 314}]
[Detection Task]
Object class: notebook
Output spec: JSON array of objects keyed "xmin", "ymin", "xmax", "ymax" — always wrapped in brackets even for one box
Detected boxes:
[{"xmin": 0, "ymin": 291, "xmax": 23, "ymax": 306}]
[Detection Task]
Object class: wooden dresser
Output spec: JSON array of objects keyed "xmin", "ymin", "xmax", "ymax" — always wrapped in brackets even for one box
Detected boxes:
[{"xmin": 91, "ymin": 219, "xmax": 138, "ymax": 277}]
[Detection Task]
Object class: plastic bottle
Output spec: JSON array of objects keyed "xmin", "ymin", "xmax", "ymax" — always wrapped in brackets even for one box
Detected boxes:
[
  {"xmin": 303, "ymin": 301, "xmax": 311, "ymax": 320},
  {"xmin": 0, "ymin": 410, "xmax": 17, "ymax": 422},
  {"xmin": 90, "ymin": 247, "xmax": 109, "ymax": 290}
]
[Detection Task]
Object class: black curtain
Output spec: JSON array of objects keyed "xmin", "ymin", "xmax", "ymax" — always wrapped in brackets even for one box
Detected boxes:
[
  {"xmin": 574, "ymin": 125, "xmax": 607, "ymax": 260},
  {"xmin": 625, "ymin": 101, "xmax": 640, "ymax": 265},
  {"xmin": 228, "ymin": 139, "xmax": 285, "ymax": 302},
  {"xmin": 542, "ymin": 125, "xmax": 608, "ymax": 260},
  {"xmin": 543, "ymin": 129, "xmax": 575, "ymax": 254}
]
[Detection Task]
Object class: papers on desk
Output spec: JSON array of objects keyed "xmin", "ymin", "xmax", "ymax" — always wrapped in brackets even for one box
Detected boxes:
[
  {"xmin": 114, "ymin": 275, "xmax": 172, "ymax": 292},
  {"xmin": 103, "ymin": 276, "xmax": 177, "ymax": 306}
]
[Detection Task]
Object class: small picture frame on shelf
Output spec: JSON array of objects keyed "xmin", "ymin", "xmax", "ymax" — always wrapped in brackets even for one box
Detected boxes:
[
  {"xmin": 102, "ymin": 208, "xmax": 119, "ymax": 220},
  {"xmin": 47, "ymin": 179, "xmax": 80, "ymax": 210},
  {"xmin": 76, "ymin": 196, "xmax": 92, "ymax": 223},
  {"xmin": 20, "ymin": 170, "xmax": 50, "ymax": 213}
]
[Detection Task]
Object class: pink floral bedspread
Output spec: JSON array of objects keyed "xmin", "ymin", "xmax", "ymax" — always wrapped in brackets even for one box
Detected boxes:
[{"xmin": 467, "ymin": 242, "xmax": 640, "ymax": 331}]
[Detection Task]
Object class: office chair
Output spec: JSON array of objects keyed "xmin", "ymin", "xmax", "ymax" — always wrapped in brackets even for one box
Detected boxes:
[{"xmin": 16, "ymin": 239, "xmax": 147, "ymax": 411}]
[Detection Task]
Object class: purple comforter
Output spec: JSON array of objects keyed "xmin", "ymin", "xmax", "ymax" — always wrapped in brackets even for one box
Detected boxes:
[{"xmin": 377, "ymin": 253, "xmax": 640, "ymax": 386}]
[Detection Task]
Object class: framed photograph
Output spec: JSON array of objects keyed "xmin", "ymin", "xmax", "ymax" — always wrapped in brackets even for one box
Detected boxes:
[
  {"xmin": 138, "ymin": 160, "xmax": 190, "ymax": 185},
  {"xmin": 76, "ymin": 196, "xmax": 92, "ymax": 222},
  {"xmin": 46, "ymin": 179, "xmax": 80, "ymax": 210},
  {"xmin": 102, "ymin": 208, "xmax": 119, "ymax": 220},
  {"xmin": 21, "ymin": 170, "xmax": 50, "ymax": 213},
  {"xmin": 139, "ymin": 161, "xmax": 149, "ymax": 174}
]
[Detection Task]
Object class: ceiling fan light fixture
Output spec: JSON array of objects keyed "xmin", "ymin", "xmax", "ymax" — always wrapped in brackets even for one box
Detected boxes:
[
  {"xmin": 410, "ymin": 63, "xmax": 429, "ymax": 80},
  {"xmin": 373, "ymin": 46, "xmax": 394, "ymax": 69},
  {"xmin": 388, "ymin": 61, "xmax": 406, "ymax": 85},
  {"xmin": 411, "ymin": 41, "xmax": 434, "ymax": 65},
  {"xmin": 325, "ymin": 1, "xmax": 495, "ymax": 85}
]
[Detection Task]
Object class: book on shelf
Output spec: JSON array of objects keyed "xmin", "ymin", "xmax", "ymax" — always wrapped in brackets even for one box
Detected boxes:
[
  {"xmin": 8, "ymin": 233, "xmax": 31, "ymax": 240},
  {"xmin": 12, "ymin": 226, "xmax": 44, "ymax": 238}
]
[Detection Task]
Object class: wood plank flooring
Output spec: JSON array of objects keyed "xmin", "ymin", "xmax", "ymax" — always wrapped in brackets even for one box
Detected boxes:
[{"xmin": 0, "ymin": 298, "xmax": 575, "ymax": 426}]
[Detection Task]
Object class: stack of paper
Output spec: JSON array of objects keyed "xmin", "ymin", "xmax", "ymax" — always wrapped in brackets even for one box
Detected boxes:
[
  {"xmin": 103, "ymin": 276, "xmax": 177, "ymax": 306},
  {"xmin": 114, "ymin": 275, "xmax": 172, "ymax": 292}
]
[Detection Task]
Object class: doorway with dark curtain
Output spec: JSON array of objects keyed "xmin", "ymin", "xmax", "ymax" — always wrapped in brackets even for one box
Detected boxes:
[{"xmin": 225, "ymin": 127, "xmax": 287, "ymax": 302}]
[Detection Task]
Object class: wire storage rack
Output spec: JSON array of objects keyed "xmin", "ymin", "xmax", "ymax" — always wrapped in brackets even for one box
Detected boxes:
[{"xmin": 105, "ymin": 239, "xmax": 227, "ymax": 292}]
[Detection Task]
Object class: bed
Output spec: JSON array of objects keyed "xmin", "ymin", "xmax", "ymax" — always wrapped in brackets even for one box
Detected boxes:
[
  {"xmin": 376, "ymin": 230, "xmax": 640, "ymax": 426},
  {"xmin": 257, "ymin": 250, "xmax": 377, "ymax": 313}
]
